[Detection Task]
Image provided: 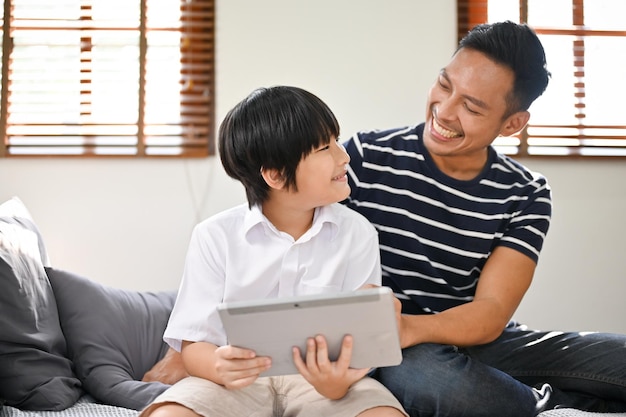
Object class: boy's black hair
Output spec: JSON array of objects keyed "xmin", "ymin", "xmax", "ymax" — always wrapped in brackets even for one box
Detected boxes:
[
  {"xmin": 219, "ymin": 86, "xmax": 340, "ymax": 207},
  {"xmin": 457, "ymin": 20, "xmax": 551, "ymax": 115}
]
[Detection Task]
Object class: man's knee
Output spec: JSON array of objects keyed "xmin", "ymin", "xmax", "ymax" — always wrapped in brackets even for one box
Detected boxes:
[{"xmin": 375, "ymin": 344, "xmax": 466, "ymax": 412}]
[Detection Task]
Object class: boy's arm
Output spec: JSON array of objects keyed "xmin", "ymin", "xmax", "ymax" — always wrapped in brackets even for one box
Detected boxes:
[{"xmin": 181, "ymin": 340, "xmax": 272, "ymax": 390}]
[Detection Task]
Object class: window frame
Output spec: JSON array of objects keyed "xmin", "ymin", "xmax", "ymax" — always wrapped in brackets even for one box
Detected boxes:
[
  {"xmin": 457, "ymin": 0, "xmax": 626, "ymax": 158},
  {"xmin": 0, "ymin": 0, "xmax": 215, "ymax": 158}
]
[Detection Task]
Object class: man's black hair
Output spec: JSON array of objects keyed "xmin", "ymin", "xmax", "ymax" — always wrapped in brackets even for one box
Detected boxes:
[{"xmin": 458, "ymin": 20, "xmax": 551, "ymax": 114}]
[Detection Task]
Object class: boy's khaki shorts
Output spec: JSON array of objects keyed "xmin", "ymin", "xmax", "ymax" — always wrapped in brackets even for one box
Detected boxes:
[{"xmin": 140, "ymin": 374, "xmax": 407, "ymax": 417}]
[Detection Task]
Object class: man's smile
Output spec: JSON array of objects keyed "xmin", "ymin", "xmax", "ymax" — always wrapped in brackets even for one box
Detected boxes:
[{"xmin": 432, "ymin": 117, "xmax": 463, "ymax": 139}]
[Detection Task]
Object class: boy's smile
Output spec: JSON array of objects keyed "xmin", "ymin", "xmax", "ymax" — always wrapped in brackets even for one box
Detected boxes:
[{"xmin": 331, "ymin": 168, "xmax": 349, "ymax": 183}]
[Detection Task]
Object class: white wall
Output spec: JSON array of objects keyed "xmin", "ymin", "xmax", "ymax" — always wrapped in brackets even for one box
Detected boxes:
[
  {"xmin": 1, "ymin": 0, "xmax": 624, "ymax": 334},
  {"xmin": 515, "ymin": 159, "xmax": 626, "ymax": 333}
]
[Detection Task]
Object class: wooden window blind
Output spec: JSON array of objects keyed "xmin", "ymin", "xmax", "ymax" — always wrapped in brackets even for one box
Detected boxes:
[
  {"xmin": 458, "ymin": 0, "xmax": 626, "ymax": 158},
  {"xmin": 0, "ymin": 0, "xmax": 214, "ymax": 157}
]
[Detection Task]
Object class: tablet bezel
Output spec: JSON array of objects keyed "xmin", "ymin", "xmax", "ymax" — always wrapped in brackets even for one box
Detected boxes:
[{"xmin": 217, "ymin": 287, "xmax": 402, "ymax": 376}]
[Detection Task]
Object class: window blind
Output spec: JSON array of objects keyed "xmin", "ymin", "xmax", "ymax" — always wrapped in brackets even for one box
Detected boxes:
[
  {"xmin": 0, "ymin": 0, "xmax": 215, "ymax": 157},
  {"xmin": 458, "ymin": 0, "xmax": 626, "ymax": 158}
]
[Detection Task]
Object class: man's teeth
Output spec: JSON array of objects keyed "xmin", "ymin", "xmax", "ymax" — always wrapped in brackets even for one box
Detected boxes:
[{"xmin": 433, "ymin": 119, "xmax": 461, "ymax": 138}]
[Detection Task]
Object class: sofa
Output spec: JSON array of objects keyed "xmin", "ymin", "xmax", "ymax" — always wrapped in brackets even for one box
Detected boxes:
[
  {"xmin": 1, "ymin": 196, "xmax": 624, "ymax": 417},
  {"xmin": 0, "ymin": 196, "xmax": 183, "ymax": 417}
]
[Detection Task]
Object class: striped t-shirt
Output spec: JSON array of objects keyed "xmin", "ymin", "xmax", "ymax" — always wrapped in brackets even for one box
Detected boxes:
[{"xmin": 343, "ymin": 123, "xmax": 552, "ymax": 315}]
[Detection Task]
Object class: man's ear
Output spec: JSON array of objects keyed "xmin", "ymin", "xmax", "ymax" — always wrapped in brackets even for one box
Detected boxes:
[
  {"xmin": 260, "ymin": 167, "xmax": 285, "ymax": 190},
  {"xmin": 501, "ymin": 110, "xmax": 530, "ymax": 137}
]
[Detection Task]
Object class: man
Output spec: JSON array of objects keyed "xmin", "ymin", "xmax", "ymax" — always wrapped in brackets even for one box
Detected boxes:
[{"xmin": 343, "ymin": 21, "xmax": 626, "ymax": 417}]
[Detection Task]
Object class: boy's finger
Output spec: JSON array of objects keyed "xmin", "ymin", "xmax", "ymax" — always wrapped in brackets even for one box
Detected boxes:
[
  {"xmin": 336, "ymin": 334, "xmax": 354, "ymax": 367},
  {"xmin": 305, "ymin": 337, "xmax": 319, "ymax": 369},
  {"xmin": 222, "ymin": 345, "xmax": 257, "ymax": 360},
  {"xmin": 314, "ymin": 334, "xmax": 331, "ymax": 368}
]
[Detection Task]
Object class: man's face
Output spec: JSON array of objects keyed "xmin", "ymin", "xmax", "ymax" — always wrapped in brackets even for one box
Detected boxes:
[{"xmin": 423, "ymin": 48, "xmax": 526, "ymax": 167}]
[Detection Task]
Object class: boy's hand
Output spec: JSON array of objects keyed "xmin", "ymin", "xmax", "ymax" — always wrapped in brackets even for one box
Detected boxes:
[
  {"xmin": 212, "ymin": 345, "xmax": 271, "ymax": 390},
  {"xmin": 292, "ymin": 334, "xmax": 370, "ymax": 400}
]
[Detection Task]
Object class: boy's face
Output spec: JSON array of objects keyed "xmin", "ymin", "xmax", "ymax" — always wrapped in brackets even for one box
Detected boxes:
[{"xmin": 292, "ymin": 137, "xmax": 351, "ymax": 208}]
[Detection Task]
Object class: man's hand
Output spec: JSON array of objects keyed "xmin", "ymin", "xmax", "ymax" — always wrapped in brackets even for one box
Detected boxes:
[
  {"xmin": 391, "ymin": 294, "xmax": 415, "ymax": 349},
  {"xmin": 142, "ymin": 347, "xmax": 189, "ymax": 385},
  {"xmin": 361, "ymin": 284, "xmax": 410, "ymax": 349},
  {"xmin": 293, "ymin": 334, "xmax": 370, "ymax": 400}
]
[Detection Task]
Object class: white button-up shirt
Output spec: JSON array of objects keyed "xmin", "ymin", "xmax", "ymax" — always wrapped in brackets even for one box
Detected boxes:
[{"xmin": 164, "ymin": 202, "xmax": 381, "ymax": 350}]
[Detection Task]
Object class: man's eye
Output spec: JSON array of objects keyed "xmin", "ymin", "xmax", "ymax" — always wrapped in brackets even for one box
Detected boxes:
[{"xmin": 465, "ymin": 104, "xmax": 480, "ymax": 115}]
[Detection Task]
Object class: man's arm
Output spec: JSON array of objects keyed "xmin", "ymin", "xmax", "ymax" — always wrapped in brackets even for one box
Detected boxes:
[{"xmin": 398, "ymin": 245, "xmax": 536, "ymax": 348}]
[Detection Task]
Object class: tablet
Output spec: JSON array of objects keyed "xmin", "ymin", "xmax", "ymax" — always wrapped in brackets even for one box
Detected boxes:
[{"xmin": 217, "ymin": 286, "xmax": 402, "ymax": 377}]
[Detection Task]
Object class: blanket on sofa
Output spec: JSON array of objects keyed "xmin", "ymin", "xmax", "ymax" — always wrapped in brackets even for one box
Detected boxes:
[{"xmin": 1, "ymin": 396, "xmax": 138, "ymax": 417}]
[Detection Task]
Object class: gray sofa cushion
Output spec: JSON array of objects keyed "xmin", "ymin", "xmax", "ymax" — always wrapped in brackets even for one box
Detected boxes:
[
  {"xmin": 46, "ymin": 267, "xmax": 176, "ymax": 411},
  {"xmin": 0, "ymin": 197, "xmax": 83, "ymax": 410}
]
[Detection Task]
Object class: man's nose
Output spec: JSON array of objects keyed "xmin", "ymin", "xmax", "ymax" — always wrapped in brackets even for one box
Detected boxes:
[{"xmin": 435, "ymin": 96, "xmax": 456, "ymax": 122}]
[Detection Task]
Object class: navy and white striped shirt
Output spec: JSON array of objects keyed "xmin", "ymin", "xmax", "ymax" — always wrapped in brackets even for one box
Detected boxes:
[{"xmin": 343, "ymin": 123, "xmax": 552, "ymax": 315}]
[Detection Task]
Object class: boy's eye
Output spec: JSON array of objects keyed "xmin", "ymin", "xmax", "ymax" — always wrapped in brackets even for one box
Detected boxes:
[{"xmin": 316, "ymin": 137, "xmax": 339, "ymax": 152}]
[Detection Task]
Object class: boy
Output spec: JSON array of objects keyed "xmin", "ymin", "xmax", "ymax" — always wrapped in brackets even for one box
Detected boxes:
[{"xmin": 141, "ymin": 86, "xmax": 407, "ymax": 417}]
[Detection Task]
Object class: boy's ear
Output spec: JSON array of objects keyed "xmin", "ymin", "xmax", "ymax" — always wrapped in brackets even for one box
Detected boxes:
[{"xmin": 260, "ymin": 167, "xmax": 285, "ymax": 190}]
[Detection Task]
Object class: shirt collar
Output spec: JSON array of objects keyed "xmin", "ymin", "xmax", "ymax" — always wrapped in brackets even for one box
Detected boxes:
[
  {"xmin": 243, "ymin": 204, "xmax": 340, "ymax": 242},
  {"xmin": 311, "ymin": 204, "xmax": 340, "ymax": 241}
]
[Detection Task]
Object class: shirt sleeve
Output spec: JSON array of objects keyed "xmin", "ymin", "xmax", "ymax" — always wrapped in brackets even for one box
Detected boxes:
[
  {"xmin": 499, "ymin": 175, "xmax": 552, "ymax": 263},
  {"xmin": 337, "ymin": 205, "xmax": 383, "ymax": 291},
  {"xmin": 163, "ymin": 222, "xmax": 228, "ymax": 351}
]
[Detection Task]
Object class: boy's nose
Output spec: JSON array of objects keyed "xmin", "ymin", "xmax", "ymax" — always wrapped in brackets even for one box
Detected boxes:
[{"xmin": 334, "ymin": 141, "xmax": 350, "ymax": 164}]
